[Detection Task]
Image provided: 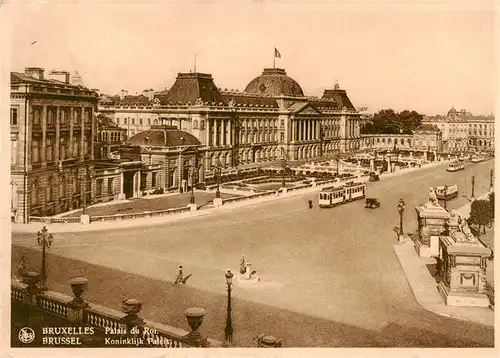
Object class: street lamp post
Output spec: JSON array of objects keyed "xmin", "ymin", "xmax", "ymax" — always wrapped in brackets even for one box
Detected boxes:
[
  {"xmin": 224, "ymin": 269, "xmax": 234, "ymax": 346},
  {"xmin": 188, "ymin": 166, "xmax": 195, "ymax": 204},
  {"xmin": 36, "ymin": 226, "xmax": 53, "ymax": 290},
  {"xmin": 281, "ymin": 149, "xmax": 288, "ymax": 188},
  {"xmin": 397, "ymin": 198, "xmax": 406, "ymax": 236},
  {"xmin": 335, "ymin": 150, "xmax": 340, "ymax": 176},
  {"xmin": 213, "ymin": 161, "xmax": 223, "ymax": 199},
  {"xmin": 471, "ymin": 176, "xmax": 475, "ymax": 199},
  {"xmin": 443, "ymin": 184, "xmax": 448, "ymax": 210},
  {"xmin": 490, "ymin": 169, "xmax": 494, "ymax": 189}
]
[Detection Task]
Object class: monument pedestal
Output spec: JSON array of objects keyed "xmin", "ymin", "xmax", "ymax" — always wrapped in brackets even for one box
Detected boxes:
[
  {"xmin": 414, "ymin": 201, "xmax": 450, "ymax": 258},
  {"xmin": 188, "ymin": 203, "xmax": 197, "ymax": 212},
  {"xmin": 436, "ymin": 230, "xmax": 492, "ymax": 307},
  {"xmin": 213, "ymin": 198, "xmax": 223, "ymax": 208},
  {"xmin": 118, "ymin": 193, "xmax": 126, "ymax": 200}
]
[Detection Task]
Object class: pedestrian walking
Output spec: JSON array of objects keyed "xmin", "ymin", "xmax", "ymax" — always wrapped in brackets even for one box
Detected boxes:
[
  {"xmin": 175, "ymin": 265, "xmax": 183, "ymax": 284},
  {"xmin": 308, "ymin": 199, "xmax": 313, "ymax": 209},
  {"xmin": 240, "ymin": 255, "xmax": 246, "ymax": 274},
  {"xmin": 175, "ymin": 265, "xmax": 192, "ymax": 284}
]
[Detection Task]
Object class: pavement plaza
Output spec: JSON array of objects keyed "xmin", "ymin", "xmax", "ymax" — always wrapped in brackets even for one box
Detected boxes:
[{"xmin": 11, "ymin": 160, "xmax": 495, "ymax": 347}]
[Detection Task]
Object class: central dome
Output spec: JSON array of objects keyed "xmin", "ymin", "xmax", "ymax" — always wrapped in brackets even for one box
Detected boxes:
[{"xmin": 244, "ymin": 68, "xmax": 304, "ymax": 96}]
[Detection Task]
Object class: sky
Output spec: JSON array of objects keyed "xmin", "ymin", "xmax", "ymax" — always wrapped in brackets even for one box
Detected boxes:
[{"xmin": 5, "ymin": 0, "xmax": 497, "ymax": 116}]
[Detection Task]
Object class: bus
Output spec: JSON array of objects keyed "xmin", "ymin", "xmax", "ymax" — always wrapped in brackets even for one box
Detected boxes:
[{"xmin": 318, "ymin": 182, "xmax": 366, "ymax": 208}]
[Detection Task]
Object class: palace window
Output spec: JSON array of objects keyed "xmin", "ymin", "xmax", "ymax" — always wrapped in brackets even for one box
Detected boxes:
[
  {"xmin": 32, "ymin": 140, "xmax": 40, "ymax": 163},
  {"xmin": 60, "ymin": 138, "xmax": 66, "ymax": 160},
  {"xmin": 96, "ymin": 179, "xmax": 103, "ymax": 196},
  {"xmin": 46, "ymin": 138, "xmax": 53, "ymax": 162},
  {"xmin": 11, "ymin": 140, "xmax": 18, "ymax": 165},
  {"xmin": 152, "ymin": 172, "xmax": 157, "ymax": 187},
  {"xmin": 10, "ymin": 108, "xmax": 18, "ymax": 125},
  {"xmin": 47, "ymin": 108, "xmax": 54, "ymax": 125},
  {"xmin": 46, "ymin": 177, "xmax": 53, "ymax": 202},
  {"xmin": 31, "ymin": 181, "xmax": 39, "ymax": 206},
  {"xmin": 107, "ymin": 178, "xmax": 114, "ymax": 194},
  {"xmin": 131, "ymin": 118, "xmax": 135, "ymax": 125},
  {"xmin": 33, "ymin": 108, "xmax": 40, "ymax": 125},
  {"xmin": 73, "ymin": 174, "xmax": 79, "ymax": 194},
  {"xmin": 59, "ymin": 176, "xmax": 66, "ymax": 198}
]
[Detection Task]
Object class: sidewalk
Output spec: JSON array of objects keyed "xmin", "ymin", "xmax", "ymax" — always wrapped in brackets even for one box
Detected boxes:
[
  {"xmin": 11, "ymin": 160, "xmax": 448, "ymax": 234},
  {"xmin": 393, "ymin": 240, "xmax": 494, "ymax": 326}
]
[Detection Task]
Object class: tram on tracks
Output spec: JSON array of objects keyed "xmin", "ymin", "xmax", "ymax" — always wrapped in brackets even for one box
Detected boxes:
[
  {"xmin": 447, "ymin": 161, "xmax": 464, "ymax": 172},
  {"xmin": 318, "ymin": 182, "xmax": 366, "ymax": 208},
  {"xmin": 435, "ymin": 184, "xmax": 458, "ymax": 200}
]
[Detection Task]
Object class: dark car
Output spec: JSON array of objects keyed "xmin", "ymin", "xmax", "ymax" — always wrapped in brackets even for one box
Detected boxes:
[{"xmin": 365, "ymin": 198, "xmax": 380, "ymax": 209}]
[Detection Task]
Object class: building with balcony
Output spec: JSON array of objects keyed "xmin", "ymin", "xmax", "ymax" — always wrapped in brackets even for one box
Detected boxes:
[
  {"xmin": 422, "ymin": 107, "xmax": 494, "ymax": 153},
  {"xmin": 10, "ymin": 67, "xmax": 98, "ymax": 222}
]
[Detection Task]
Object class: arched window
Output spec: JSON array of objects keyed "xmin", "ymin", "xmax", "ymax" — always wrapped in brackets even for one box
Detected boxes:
[{"xmin": 193, "ymin": 120, "xmax": 198, "ymax": 129}]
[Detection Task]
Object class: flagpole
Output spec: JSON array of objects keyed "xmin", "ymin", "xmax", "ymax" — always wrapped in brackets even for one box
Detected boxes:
[{"xmin": 273, "ymin": 48, "xmax": 275, "ymax": 69}]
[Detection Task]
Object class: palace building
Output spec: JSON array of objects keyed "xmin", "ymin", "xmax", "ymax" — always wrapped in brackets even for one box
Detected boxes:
[
  {"xmin": 10, "ymin": 68, "xmax": 98, "ymax": 223},
  {"xmin": 99, "ymin": 67, "xmax": 363, "ymax": 169}
]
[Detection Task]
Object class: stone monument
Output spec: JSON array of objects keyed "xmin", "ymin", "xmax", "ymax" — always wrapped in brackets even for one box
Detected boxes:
[
  {"xmin": 437, "ymin": 216, "xmax": 492, "ymax": 307},
  {"xmin": 414, "ymin": 187, "xmax": 451, "ymax": 257}
]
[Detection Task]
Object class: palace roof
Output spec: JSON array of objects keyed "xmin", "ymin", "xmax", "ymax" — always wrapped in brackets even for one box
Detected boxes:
[
  {"xmin": 126, "ymin": 125, "xmax": 201, "ymax": 147},
  {"xmin": 244, "ymin": 68, "xmax": 304, "ymax": 97}
]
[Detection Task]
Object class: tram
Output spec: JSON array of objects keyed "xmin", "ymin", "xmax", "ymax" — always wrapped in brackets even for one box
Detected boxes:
[
  {"xmin": 318, "ymin": 182, "xmax": 366, "ymax": 208},
  {"xmin": 435, "ymin": 184, "xmax": 458, "ymax": 200},
  {"xmin": 471, "ymin": 155, "xmax": 484, "ymax": 163},
  {"xmin": 447, "ymin": 161, "xmax": 464, "ymax": 172}
]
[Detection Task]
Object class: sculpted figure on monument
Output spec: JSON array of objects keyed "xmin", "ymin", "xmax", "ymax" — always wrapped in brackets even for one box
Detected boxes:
[
  {"xmin": 457, "ymin": 215, "xmax": 475, "ymax": 242},
  {"xmin": 428, "ymin": 187, "xmax": 438, "ymax": 206}
]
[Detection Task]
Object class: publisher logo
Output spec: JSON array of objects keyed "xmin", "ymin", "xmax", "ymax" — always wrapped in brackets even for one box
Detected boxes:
[{"xmin": 18, "ymin": 327, "xmax": 35, "ymax": 344}]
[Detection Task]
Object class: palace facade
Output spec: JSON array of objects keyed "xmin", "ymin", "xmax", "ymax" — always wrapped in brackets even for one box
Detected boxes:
[
  {"xmin": 99, "ymin": 68, "xmax": 363, "ymax": 169},
  {"xmin": 10, "ymin": 68, "xmax": 98, "ymax": 222}
]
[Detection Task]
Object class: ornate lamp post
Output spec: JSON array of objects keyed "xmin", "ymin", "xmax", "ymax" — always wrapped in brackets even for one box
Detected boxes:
[
  {"xmin": 213, "ymin": 161, "xmax": 223, "ymax": 199},
  {"xmin": 443, "ymin": 184, "xmax": 448, "ymax": 210},
  {"xmin": 224, "ymin": 269, "xmax": 234, "ymax": 346},
  {"xmin": 490, "ymin": 169, "xmax": 494, "ymax": 189},
  {"xmin": 397, "ymin": 198, "xmax": 406, "ymax": 235},
  {"xmin": 36, "ymin": 226, "xmax": 53, "ymax": 289},
  {"xmin": 335, "ymin": 150, "xmax": 340, "ymax": 176},
  {"xmin": 471, "ymin": 176, "xmax": 475, "ymax": 199},
  {"xmin": 280, "ymin": 148, "xmax": 288, "ymax": 188}
]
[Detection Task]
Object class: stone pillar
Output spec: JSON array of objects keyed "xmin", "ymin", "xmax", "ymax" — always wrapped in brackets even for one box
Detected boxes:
[
  {"xmin": 228, "ymin": 120, "xmax": 232, "ymax": 145},
  {"xmin": 90, "ymin": 108, "xmax": 95, "ymax": 160},
  {"xmin": 370, "ymin": 158, "xmax": 375, "ymax": 172},
  {"xmin": 69, "ymin": 107, "xmax": 74, "ymax": 158},
  {"xmin": 206, "ymin": 118, "xmax": 211, "ymax": 146},
  {"xmin": 41, "ymin": 105, "xmax": 47, "ymax": 164},
  {"xmin": 136, "ymin": 171, "xmax": 142, "ymax": 197},
  {"xmin": 55, "ymin": 107, "xmax": 60, "ymax": 163},
  {"xmin": 80, "ymin": 107, "xmax": 85, "ymax": 160},
  {"xmin": 119, "ymin": 171, "xmax": 125, "ymax": 199}
]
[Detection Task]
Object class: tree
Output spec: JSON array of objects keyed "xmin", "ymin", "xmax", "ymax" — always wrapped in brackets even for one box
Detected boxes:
[
  {"xmin": 360, "ymin": 109, "xmax": 423, "ymax": 134},
  {"xmin": 488, "ymin": 191, "xmax": 494, "ymax": 223},
  {"xmin": 468, "ymin": 199, "xmax": 493, "ymax": 234}
]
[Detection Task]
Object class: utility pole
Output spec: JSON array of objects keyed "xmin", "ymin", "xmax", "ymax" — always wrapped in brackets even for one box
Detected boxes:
[{"xmin": 471, "ymin": 176, "xmax": 475, "ymax": 199}]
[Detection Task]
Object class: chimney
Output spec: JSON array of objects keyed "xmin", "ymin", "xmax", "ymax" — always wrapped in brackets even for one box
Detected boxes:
[
  {"xmin": 25, "ymin": 67, "xmax": 45, "ymax": 80},
  {"xmin": 120, "ymin": 89, "xmax": 128, "ymax": 100},
  {"xmin": 48, "ymin": 70, "xmax": 71, "ymax": 83},
  {"xmin": 91, "ymin": 88, "xmax": 100, "ymax": 96}
]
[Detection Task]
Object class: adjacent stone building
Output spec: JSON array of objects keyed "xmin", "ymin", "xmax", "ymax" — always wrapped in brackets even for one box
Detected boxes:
[
  {"xmin": 10, "ymin": 68, "xmax": 98, "ymax": 222},
  {"xmin": 422, "ymin": 107, "xmax": 494, "ymax": 153}
]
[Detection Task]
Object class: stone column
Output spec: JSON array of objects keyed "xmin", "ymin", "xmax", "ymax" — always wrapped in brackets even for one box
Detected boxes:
[
  {"xmin": 119, "ymin": 171, "xmax": 125, "ymax": 199},
  {"xmin": 136, "ymin": 170, "xmax": 141, "ymax": 197},
  {"xmin": 291, "ymin": 119, "xmax": 295, "ymax": 142},
  {"xmin": 79, "ymin": 108, "xmax": 85, "ymax": 160},
  {"xmin": 228, "ymin": 120, "xmax": 232, "ymax": 145},
  {"xmin": 55, "ymin": 107, "xmax": 60, "ymax": 163},
  {"xmin": 41, "ymin": 105, "xmax": 47, "ymax": 164},
  {"xmin": 69, "ymin": 107, "xmax": 74, "ymax": 158},
  {"xmin": 90, "ymin": 107, "xmax": 95, "ymax": 160},
  {"xmin": 205, "ymin": 118, "xmax": 211, "ymax": 146}
]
